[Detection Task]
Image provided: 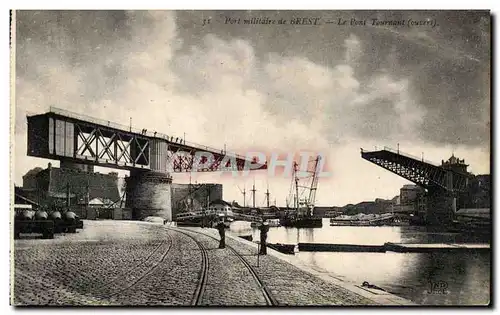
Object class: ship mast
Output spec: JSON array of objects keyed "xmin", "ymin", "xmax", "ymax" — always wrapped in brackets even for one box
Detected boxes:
[
  {"xmin": 251, "ymin": 181, "xmax": 257, "ymax": 209},
  {"xmin": 265, "ymin": 183, "xmax": 270, "ymax": 208},
  {"xmin": 307, "ymin": 156, "xmax": 321, "ymax": 217},
  {"xmin": 237, "ymin": 185, "xmax": 247, "ymax": 208},
  {"xmin": 294, "ymin": 161, "xmax": 300, "ymax": 216},
  {"xmin": 189, "ymin": 173, "xmax": 193, "ymax": 210},
  {"xmin": 242, "ymin": 187, "xmax": 246, "ymax": 208}
]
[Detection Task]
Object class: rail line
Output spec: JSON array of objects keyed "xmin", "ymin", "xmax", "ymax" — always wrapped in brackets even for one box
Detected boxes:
[
  {"xmin": 169, "ymin": 227, "xmax": 278, "ymax": 306},
  {"xmin": 165, "ymin": 227, "xmax": 209, "ymax": 305}
]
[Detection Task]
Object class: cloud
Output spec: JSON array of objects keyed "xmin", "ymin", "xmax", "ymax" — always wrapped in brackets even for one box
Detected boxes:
[
  {"xmin": 262, "ymin": 55, "xmax": 339, "ymax": 127},
  {"xmin": 344, "ymin": 34, "xmax": 362, "ymax": 64},
  {"xmin": 13, "ymin": 11, "xmax": 490, "ymax": 205},
  {"xmin": 348, "ymin": 74, "xmax": 423, "ymax": 140},
  {"xmin": 173, "ymin": 34, "xmax": 255, "ymax": 95},
  {"xmin": 255, "ymin": 35, "xmax": 424, "ymax": 145},
  {"xmin": 170, "ymin": 33, "xmax": 329, "ymax": 152},
  {"xmin": 14, "ymin": 11, "xmax": 331, "ymax": 180}
]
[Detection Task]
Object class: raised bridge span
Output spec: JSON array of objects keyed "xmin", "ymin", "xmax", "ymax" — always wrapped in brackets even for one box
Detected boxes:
[{"xmin": 361, "ymin": 147, "xmax": 475, "ymax": 225}]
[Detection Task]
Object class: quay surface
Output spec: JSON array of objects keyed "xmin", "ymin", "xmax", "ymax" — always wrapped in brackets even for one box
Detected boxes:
[{"xmin": 12, "ymin": 220, "xmax": 415, "ymax": 306}]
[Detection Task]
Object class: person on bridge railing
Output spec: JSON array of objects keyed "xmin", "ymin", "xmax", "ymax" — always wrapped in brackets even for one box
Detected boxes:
[
  {"xmin": 215, "ymin": 218, "xmax": 226, "ymax": 249},
  {"xmin": 259, "ymin": 219, "xmax": 270, "ymax": 255}
]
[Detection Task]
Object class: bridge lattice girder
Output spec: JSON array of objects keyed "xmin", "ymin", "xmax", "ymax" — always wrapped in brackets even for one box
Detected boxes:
[
  {"xmin": 75, "ymin": 122, "xmax": 151, "ymax": 167},
  {"xmin": 166, "ymin": 143, "xmax": 253, "ymax": 173},
  {"xmin": 360, "ymin": 149, "xmax": 470, "ymax": 192},
  {"xmin": 27, "ymin": 109, "xmax": 267, "ymax": 173}
]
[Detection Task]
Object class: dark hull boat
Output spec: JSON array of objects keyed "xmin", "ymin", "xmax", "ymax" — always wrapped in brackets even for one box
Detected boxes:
[
  {"xmin": 280, "ymin": 156, "xmax": 324, "ymax": 229},
  {"xmin": 267, "ymin": 243, "xmax": 296, "ymax": 254},
  {"xmin": 280, "ymin": 216, "xmax": 322, "ymax": 228}
]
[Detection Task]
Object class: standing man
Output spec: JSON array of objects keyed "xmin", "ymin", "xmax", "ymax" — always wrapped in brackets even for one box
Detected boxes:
[
  {"xmin": 259, "ymin": 219, "xmax": 270, "ymax": 255},
  {"xmin": 216, "ymin": 218, "xmax": 226, "ymax": 249}
]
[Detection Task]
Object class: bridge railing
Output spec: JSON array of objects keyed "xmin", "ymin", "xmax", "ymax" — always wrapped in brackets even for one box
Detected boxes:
[
  {"xmin": 382, "ymin": 146, "xmax": 440, "ymax": 167},
  {"xmin": 50, "ymin": 107, "xmax": 135, "ymax": 133},
  {"xmin": 361, "ymin": 145, "xmax": 439, "ymax": 167},
  {"xmin": 48, "ymin": 107, "xmax": 259, "ymax": 163}
]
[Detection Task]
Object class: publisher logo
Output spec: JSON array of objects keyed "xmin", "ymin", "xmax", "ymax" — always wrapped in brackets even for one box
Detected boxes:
[{"xmin": 427, "ymin": 280, "xmax": 449, "ymax": 295}]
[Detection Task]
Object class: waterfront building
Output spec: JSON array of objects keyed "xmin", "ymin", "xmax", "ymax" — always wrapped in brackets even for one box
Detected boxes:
[{"xmin": 20, "ymin": 163, "xmax": 120, "ymax": 210}]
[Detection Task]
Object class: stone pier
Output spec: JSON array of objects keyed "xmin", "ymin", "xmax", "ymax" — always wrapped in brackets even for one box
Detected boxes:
[
  {"xmin": 426, "ymin": 188, "xmax": 455, "ymax": 226},
  {"xmin": 125, "ymin": 170, "xmax": 173, "ymax": 221}
]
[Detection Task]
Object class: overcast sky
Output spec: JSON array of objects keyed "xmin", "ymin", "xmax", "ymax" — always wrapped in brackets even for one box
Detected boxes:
[{"xmin": 14, "ymin": 10, "xmax": 490, "ymax": 206}]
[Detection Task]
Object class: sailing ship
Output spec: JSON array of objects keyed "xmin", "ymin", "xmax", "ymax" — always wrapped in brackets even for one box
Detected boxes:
[{"xmin": 279, "ymin": 156, "xmax": 323, "ymax": 228}]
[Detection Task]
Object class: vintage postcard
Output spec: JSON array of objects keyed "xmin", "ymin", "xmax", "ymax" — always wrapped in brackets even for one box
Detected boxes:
[{"xmin": 11, "ymin": 10, "xmax": 491, "ymax": 306}]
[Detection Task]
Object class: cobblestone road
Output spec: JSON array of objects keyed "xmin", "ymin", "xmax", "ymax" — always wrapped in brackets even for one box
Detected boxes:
[
  {"xmin": 13, "ymin": 221, "xmax": 202, "ymax": 306},
  {"xmin": 184, "ymin": 228, "xmax": 377, "ymax": 306},
  {"xmin": 13, "ymin": 221, "xmax": 379, "ymax": 306},
  {"xmin": 172, "ymin": 228, "xmax": 269, "ymax": 306}
]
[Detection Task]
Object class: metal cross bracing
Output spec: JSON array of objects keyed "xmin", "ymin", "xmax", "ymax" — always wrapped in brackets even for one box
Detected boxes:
[
  {"xmin": 76, "ymin": 124, "xmax": 259, "ymax": 172},
  {"xmin": 166, "ymin": 142, "xmax": 255, "ymax": 173},
  {"xmin": 360, "ymin": 149, "xmax": 471, "ymax": 192},
  {"xmin": 75, "ymin": 123, "xmax": 150, "ymax": 168},
  {"xmin": 64, "ymin": 109, "xmax": 266, "ymax": 172}
]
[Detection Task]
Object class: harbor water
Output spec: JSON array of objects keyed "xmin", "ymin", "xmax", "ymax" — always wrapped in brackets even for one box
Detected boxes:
[{"xmin": 229, "ymin": 218, "xmax": 490, "ymax": 305}]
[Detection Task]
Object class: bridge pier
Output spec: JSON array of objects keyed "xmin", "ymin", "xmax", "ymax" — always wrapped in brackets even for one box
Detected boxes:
[
  {"xmin": 426, "ymin": 188, "xmax": 455, "ymax": 226},
  {"xmin": 125, "ymin": 170, "xmax": 173, "ymax": 221}
]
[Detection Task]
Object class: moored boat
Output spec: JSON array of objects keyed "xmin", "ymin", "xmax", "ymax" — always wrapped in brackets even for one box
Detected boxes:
[
  {"xmin": 251, "ymin": 219, "xmax": 280, "ymax": 228},
  {"xmin": 280, "ymin": 215, "xmax": 322, "ymax": 228},
  {"xmin": 329, "ymin": 213, "xmax": 400, "ymax": 226},
  {"xmin": 279, "ymin": 156, "xmax": 323, "ymax": 228}
]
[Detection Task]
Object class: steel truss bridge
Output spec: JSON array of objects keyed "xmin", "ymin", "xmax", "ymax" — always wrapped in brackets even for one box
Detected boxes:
[
  {"xmin": 27, "ymin": 107, "xmax": 267, "ymax": 173},
  {"xmin": 360, "ymin": 147, "xmax": 472, "ymax": 193}
]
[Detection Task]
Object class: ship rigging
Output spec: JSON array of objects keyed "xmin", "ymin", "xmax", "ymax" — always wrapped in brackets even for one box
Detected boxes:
[{"xmin": 281, "ymin": 156, "xmax": 323, "ymax": 228}]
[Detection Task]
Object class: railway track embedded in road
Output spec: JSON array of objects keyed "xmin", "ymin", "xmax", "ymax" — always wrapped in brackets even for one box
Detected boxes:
[
  {"xmin": 165, "ymin": 228, "xmax": 209, "ymax": 306},
  {"xmin": 168, "ymin": 227, "xmax": 278, "ymax": 306}
]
